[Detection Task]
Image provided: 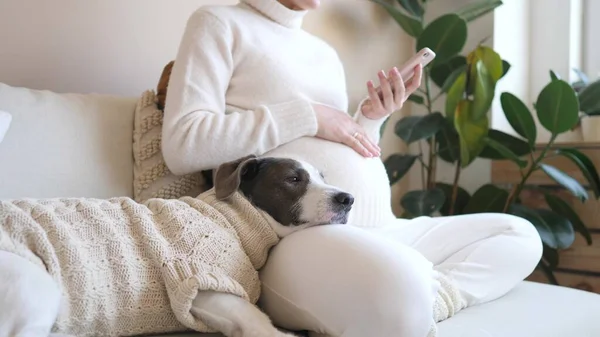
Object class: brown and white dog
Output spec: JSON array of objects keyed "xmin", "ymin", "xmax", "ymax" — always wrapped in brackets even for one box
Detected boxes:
[{"xmin": 0, "ymin": 155, "xmax": 354, "ymax": 337}]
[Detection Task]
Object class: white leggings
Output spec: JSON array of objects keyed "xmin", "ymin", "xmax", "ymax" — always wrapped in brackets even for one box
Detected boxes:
[{"xmin": 259, "ymin": 213, "xmax": 543, "ymax": 337}]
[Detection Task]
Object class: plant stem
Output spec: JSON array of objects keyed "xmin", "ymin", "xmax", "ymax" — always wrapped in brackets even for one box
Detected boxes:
[
  {"xmin": 424, "ymin": 69, "xmax": 436, "ymax": 189},
  {"xmin": 537, "ymin": 261, "xmax": 559, "ymax": 285},
  {"xmin": 416, "ymin": 155, "xmax": 430, "ymax": 170},
  {"xmin": 502, "ymin": 135, "xmax": 558, "ymax": 212},
  {"xmin": 418, "ymin": 141, "xmax": 427, "ymax": 190},
  {"xmin": 449, "ymin": 163, "xmax": 461, "ymax": 215}
]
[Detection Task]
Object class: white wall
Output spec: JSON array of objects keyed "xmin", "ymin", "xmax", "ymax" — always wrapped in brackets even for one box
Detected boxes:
[{"xmin": 0, "ymin": 0, "xmax": 237, "ymax": 96}]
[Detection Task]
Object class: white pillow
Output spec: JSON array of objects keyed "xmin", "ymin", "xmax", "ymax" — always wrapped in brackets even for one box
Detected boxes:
[{"xmin": 0, "ymin": 110, "xmax": 11, "ymax": 144}]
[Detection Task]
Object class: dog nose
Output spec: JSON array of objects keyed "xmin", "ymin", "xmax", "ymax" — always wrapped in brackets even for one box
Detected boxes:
[{"xmin": 334, "ymin": 192, "xmax": 354, "ymax": 207}]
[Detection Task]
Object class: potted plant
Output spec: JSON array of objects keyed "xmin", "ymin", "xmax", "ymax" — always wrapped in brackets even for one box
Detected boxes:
[{"xmin": 371, "ymin": 0, "xmax": 600, "ymax": 283}]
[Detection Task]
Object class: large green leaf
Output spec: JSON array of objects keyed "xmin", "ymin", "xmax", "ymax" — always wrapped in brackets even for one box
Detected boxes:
[
  {"xmin": 555, "ymin": 148, "xmax": 600, "ymax": 199},
  {"xmin": 463, "ymin": 184, "xmax": 509, "ymax": 213},
  {"xmin": 396, "ymin": 0, "xmax": 424, "ymax": 18},
  {"xmin": 436, "ymin": 118, "xmax": 461, "ymax": 163},
  {"xmin": 483, "ymin": 136, "xmax": 528, "ymax": 168},
  {"xmin": 540, "ymin": 164, "xmax": 588, "ymax": 202},
  {"xmin": 544, "ymin": 193, "xmax": 592, "ymax": 245},
  {"xmin": 439, "ymin": 66, "xmax": 468, "ymax": 95},
  {"xmin": 510, "ymin": 204, "xmax": 575, "ymax": 249},
  {"xmin": 436, "ymin": 182, "xmax": 471, "ymax": 215},
  {"xmin": 455, "ymin": 0, "xmax": 503, "ymax": 22},
  {"xmin": 535, "ymin": 80, "xmax": 580, "ymax": 135},
  {"xmin": 416, "ymin": 14, "xmax": 468, "ymax": 65},
  {"xmin": 479, "ymin": 129, "xmax": 531, "ymax": 159},
  {"xmin": 395, "ymin": 112, "xmax": 446, "ymax": 144},
  {"xmin": 468, "ymin": 46, "xmax": 504, "ymax": 83},
  {"xmin": 370, "ymin": 0, "xmax": 423, "ymax": 38},
  {"xmin": 500, "ymin": 92, "xmax": 537, "ymax": 146},
  {"xmin": 445, "ymin": 72, "xmax": 467, "ymax": 120},
  {"xmin": 384, "ymin": 154, "xmax": 418, "ymax": 185},
  {"xmin": 401, "ymin": 188, "xmax": 446, "ymax": 216},
  {"xmin": 579, "ymin": 80, "xmax": 600, "ymax": 114},
  {"xmin": 454, "ymin": 100, "xmax": 489, "ymax": 167},
  {"xmin": 469, "ymin": 60, "xmax": 496, "ymax": 120},
  {"xmin": 501, "ymin": 60, "xmax": 511, "ymax": 78},
  {"xmin": 407, "ymin": 94, "xmax": 425, "ymax": 105},
  {"xmin": 430, "ymin": 56, "xmax": 466, "ymax": 88}
]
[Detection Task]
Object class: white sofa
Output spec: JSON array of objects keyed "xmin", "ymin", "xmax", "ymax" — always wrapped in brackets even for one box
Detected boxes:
[{"xmin": 1, "ymin": 81, "xmax": 600, "ymax": 336}]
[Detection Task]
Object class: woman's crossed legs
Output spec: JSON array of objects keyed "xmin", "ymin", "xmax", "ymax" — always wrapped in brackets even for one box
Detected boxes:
[{"xmin": 259, "ymin": 213, "xmax": 543, "ymax": 337}]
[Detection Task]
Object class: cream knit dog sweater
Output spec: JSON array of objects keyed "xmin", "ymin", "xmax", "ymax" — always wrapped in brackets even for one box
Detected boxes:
[{"xmin": 0, "ymin": 190, "xmax": 279, "ymax": 336}]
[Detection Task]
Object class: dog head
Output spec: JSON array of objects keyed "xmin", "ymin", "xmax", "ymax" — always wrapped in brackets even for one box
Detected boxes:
[{"xmin": 213, "ymin": 155, "xmax": 354, "ymax": 237}]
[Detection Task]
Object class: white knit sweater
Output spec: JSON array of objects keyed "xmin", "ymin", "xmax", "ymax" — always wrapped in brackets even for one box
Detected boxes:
[
  {"xmin": 163, "ymin": 0, "xmax": 396, "ymax": 228},
  {"xmin": 0, "ymin": 190, "xmax": 279, "ymax": 336}
]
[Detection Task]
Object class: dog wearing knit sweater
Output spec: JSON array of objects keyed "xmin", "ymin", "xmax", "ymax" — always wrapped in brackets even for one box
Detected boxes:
[{"xmin": 0, "ymin": 155, "xmax": 355, "ymax": 337}]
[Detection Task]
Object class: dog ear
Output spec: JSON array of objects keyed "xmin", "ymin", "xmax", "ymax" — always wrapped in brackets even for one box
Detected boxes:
[{"xmin": 214, "ymin": 154, "xmax": 259, "ymax": 200}]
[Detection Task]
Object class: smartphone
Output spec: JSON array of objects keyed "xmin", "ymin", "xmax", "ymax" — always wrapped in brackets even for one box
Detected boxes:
[
  {"xmin": 397, "ymin": 47, "xmax": 436, "ymax": 81},
  {"xmin": 375, "ymin": 47, "xmax": 436, "ymax": 95}
]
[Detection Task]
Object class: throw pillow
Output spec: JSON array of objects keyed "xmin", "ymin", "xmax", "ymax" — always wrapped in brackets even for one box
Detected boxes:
[{"xmin": 132, "ymin": 90, "xmax": 208, "ymax": 202}]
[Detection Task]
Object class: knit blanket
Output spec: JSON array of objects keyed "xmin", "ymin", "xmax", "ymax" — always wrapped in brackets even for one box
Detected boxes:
[{"xmin": 0, "ymin": 190, "xmax": 279, "ymax": 337}]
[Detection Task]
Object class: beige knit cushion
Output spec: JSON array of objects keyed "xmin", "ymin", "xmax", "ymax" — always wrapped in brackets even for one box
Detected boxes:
[{"xmin": 132, "ymin": 90, "xmax": 208, "ymax": 202}]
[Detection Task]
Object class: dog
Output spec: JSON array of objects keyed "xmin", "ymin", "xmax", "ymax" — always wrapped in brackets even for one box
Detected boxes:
[{"xmin": 0, "ymin": 155, "xmax": 354, "ymax": 337}]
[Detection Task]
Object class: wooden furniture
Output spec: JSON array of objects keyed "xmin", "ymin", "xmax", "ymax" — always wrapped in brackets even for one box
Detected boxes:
[{"xmin": 492, "ymin": 141, "xmax": 600, "ymax": 294}]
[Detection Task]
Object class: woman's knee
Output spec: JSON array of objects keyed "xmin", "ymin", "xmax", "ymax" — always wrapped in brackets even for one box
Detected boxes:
[
  {"xmin": 259, "ymin": 225, "xmax": 435, "ymax": 337},
  {"xmin": 499, "ymin": 213, "xmax": 543, "ymax": 264}
]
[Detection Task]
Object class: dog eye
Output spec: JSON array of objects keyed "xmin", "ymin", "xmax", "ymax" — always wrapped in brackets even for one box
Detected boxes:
[{"xmin": 286, "ymin": 176, "xmax": 300, "ymax": 183}]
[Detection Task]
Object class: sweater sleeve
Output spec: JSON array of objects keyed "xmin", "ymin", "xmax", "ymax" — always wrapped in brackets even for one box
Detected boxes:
[
  {"xmin": 162, "ymin": 10, "xmax": 318, "ymax": 175},
  {"xmin": 353, "ymin": 98, "xmax": 388, "ymax": 145}
]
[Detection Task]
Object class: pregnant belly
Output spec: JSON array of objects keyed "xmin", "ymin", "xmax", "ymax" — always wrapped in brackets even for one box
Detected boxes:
[{"xmin": 264, "ymin": 137, "xmax": 396, "ymax": 228}]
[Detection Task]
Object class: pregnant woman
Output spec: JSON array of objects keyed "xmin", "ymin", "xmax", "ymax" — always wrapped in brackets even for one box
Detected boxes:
[{"xmin": 162, "ymin": 0, "xmax": 543, "ymax": 336}]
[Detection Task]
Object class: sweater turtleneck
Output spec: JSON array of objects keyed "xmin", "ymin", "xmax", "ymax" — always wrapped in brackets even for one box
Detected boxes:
[{"xmin": 240, "ymin": 0, "xmax": 307, "ymax": 28}]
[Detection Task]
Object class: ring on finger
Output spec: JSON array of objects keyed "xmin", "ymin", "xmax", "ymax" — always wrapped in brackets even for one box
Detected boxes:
[{"xmin": 353, "ymin": 131, "xmax": 361, "ymax": 139}]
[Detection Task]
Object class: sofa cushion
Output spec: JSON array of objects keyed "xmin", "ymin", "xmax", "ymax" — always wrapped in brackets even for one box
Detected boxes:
[
  {"xmin": 437, "ymin": 281, "xmax": 600, "ymax": 336},
  {"xmin": 0, "ymin": 82, "xmax": 136, "ymax": 199},
  {"xmin": 0, "ymin": 110, "xmax": 11, "ymax": 144},
  {"xmin": 138, "ymin": 282, "xmax": 600, "ymax": 337},
  {"xmin": 132, "ymin": 90, "xmax": 208, "ymax": 202}
]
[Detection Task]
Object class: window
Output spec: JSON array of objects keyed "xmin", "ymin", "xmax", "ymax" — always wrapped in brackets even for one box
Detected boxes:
[
  {"xmin": 583, "ymin": 0, "xmax": 599, "ymax": 80},
  {"xmin": 491, "ymin": 0, "xmax": 591, "ymax": 142}
]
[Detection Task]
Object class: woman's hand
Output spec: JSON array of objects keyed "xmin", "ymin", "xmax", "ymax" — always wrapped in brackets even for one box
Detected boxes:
[
  {"xmin": 361, "ymin": 64, "xmax": 423, "ymax": 120},
  {"xmin": 313, "ymin": 103, "xmax": 381, "ymax": 158}
]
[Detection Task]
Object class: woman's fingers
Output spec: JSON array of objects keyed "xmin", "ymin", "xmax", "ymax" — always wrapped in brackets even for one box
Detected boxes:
[
  {"xmin": 342, "ymin": 129, "xmax": 380, "ymax": 158},
  {"xmin": 367, "ymin": 80, "xmax": 379, "ymax": 105},
  {"xmin": 405, "ymin": 65, "xmax": 423, "ymax": 98},
  {"xmin": 343, "ymin": 132, "xmax": 372, "ymax": 157},
  {"xmin": 390, "ymin": 67, "xmax": 406, "ymax": 107},
  {"xmin": 378, "ymin": 70, "xmax": 394, "ymax": 111},
  {"xmin": 360, "ymin": 132, "xmax": 381, "ymax": 155}
]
